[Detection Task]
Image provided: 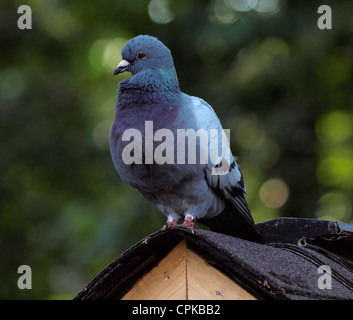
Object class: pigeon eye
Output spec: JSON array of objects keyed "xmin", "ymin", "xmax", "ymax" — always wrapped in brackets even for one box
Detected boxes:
[{"xmin": 136, "ymin": 52, "xmax": 146, "ymax": 60}]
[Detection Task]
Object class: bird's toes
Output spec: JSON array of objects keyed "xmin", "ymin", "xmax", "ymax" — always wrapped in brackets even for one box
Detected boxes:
[
  {"xmin": 162, "ymin": 220, "xmax": 178, "ymax": 230},
  {"xmin": 182, "ymin": 220, "xmax": 195, "ymax": 228},
  {"xmin": 182, "ymin": 215, "xmax": 195, "ymax": 228}
]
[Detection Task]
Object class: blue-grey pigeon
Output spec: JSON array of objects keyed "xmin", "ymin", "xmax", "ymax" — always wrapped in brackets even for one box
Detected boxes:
[{"xmin": 110, "ymin": 35, "xmax": 261, "ymax": 242}]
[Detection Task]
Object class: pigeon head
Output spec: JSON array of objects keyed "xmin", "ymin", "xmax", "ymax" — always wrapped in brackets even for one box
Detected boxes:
[{"xmin": 113, "ymin": 35, "xmax": 176, "ymax": 76}]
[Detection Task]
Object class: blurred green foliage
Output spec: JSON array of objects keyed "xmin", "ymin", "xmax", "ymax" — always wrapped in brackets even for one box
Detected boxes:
[{"xmin": 0, "ymin": 0, "xmax": 352, "ymax": 299}]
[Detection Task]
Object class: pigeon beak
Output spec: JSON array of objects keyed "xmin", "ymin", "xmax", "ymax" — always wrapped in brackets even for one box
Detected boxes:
[{"xmin": 113, "ymin": 59, "xmax": 130, "ymax": 76}]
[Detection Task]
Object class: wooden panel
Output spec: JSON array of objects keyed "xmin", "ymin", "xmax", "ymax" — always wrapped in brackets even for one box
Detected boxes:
[
  {"xmin": 186, "ymin": 248, "xmax": 256, "ymax": 300},
  {"xmin": 122, "ymin": 240, "xmax": 187, "ymax": 300},
  {"xmin": 122, "ymin": 240, "xmax": 256, "ymax": 300}
]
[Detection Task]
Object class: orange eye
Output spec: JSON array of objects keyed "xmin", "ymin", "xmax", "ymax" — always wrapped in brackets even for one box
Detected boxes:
[{"xmin": 136, "ymin": 52, "xmax": 146, "ymax": 60}]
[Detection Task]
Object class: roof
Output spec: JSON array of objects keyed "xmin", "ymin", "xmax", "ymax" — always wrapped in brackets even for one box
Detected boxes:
[{"xmin": 75, "ymin": 217, "xmax": 353, "ymax": 300}]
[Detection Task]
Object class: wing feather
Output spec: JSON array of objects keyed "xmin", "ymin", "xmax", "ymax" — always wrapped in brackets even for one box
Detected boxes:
[{"xmin": 188, "ymin": 96, "xmax": 254, "ymax": 225}]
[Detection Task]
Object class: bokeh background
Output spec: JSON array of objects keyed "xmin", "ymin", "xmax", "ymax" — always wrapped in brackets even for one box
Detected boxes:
[{"xmin": 1, "ymin": 0, "xmax": 352, "ymax": 299}]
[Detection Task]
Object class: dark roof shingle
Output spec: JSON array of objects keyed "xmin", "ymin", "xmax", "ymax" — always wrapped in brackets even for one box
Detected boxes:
[{"xmin": 75, "ymin": 218, "xmax": 353, "ymax": 300}]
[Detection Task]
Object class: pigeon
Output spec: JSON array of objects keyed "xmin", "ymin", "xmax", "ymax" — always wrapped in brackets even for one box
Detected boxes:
[{"xmin": 110, "ymin": 35, "xmax": 261, "ymax": 242}]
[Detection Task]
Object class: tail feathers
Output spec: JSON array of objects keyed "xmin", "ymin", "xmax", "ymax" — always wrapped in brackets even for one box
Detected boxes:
[
  {"xmin": 223, "ymin": 187, "xmax": 255, "ymax": 226},
  {"xmin": 199, "ymin": 201, "xmax": 262, "ymax": 243}
]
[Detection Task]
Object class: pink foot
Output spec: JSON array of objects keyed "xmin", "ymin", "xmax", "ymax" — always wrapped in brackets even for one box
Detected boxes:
[
  {"xmin": 182, "ymin": 216, "xmax": 195, "ymax": 228},
  {"xmin": 162, "ymin": 220, "xmax": 178, "ymax": 230}
]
